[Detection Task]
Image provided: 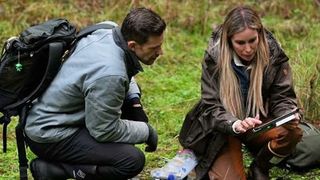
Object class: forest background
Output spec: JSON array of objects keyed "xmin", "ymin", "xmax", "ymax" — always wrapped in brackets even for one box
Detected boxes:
[{"xmin": 0, "ymin": 0, "xmax": 319, "ymax": 179}]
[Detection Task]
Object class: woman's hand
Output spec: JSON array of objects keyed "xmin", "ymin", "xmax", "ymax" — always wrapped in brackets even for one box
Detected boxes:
[
  {"xmin": 233, "ymin": 114, "xmax": 262, "ymax": 133},
  {"xmin": 282, "ymin": 112, "xmax": 301, "ymax": 130}
]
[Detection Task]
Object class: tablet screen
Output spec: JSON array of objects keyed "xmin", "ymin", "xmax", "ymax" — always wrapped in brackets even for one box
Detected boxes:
[{"xmin": 252, "ymin": 109, "xmax": 298, "ymax": 133}]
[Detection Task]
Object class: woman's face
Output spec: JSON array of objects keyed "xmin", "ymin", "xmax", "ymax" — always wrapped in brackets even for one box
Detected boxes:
[{"xmin": 231, "ymin": 27, "xmax": 259, "ymax": 63}]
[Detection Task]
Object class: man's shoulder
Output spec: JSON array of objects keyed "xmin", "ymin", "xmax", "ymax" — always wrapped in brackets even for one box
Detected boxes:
[{"xmin": 97, "ymin": 21, "xmax": 119, "ymax": 27}]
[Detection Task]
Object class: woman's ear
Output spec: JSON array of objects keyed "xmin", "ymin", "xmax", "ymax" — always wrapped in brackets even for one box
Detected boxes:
[{"xmin": 127, "ymin": 41, "xmax": 136, "ymax": 51}]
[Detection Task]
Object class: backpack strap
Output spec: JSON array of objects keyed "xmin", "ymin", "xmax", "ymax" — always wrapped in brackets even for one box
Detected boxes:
[
  {"xmin": 0, "ymin": 112, "xmax": 11, "ymax": 153},
  {"xmin": 66, "ymin": 23, "xmax": 116, "ymax": 57},
  {"xmin": 76, "ymin": 23, "xmax": 115, "ymax": 39},
  {"xmin": 16, "ymin": 105, "xmax": 29, "ymax": 180}
]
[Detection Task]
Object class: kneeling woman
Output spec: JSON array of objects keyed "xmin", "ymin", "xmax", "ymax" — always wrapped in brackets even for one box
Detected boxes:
[{"xmin": 179, "ymin": 6, "xmax": 302, "ymax": 180}]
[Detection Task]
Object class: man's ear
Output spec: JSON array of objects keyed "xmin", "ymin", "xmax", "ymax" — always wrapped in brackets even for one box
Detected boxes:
[{"xmin": 127, "ymin": 41, "xmax": 136, "ymax": 51}]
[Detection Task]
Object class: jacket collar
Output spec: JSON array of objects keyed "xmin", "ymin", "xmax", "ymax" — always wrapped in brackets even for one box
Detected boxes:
[
  {"xmin": 112, "ymin": 27, "xmax": 143, "ymax": 79},
  {"xmin": 233, "ymin": 52, "xmax": 253, "ymax": 70}
]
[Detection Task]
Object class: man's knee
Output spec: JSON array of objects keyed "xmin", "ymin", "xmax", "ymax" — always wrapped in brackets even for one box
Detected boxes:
[
  {"xmin": 96, "ymin": 147, "xmax": 145, "ymax": 179},
  {"xmin": 120, "ymin": 147, "xmax": 145, "ymax": 176}
]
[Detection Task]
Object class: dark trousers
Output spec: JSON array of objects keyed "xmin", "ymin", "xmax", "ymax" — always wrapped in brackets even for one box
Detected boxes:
[{"xmin": 26, "ymin": 100, "xmax": 148, "ymax": 180}]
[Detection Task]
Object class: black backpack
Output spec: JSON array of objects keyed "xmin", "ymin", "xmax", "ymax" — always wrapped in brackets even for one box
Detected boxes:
[{"xmin": 0, "ymin": 18, "xmax": 115, "ymax": 180}]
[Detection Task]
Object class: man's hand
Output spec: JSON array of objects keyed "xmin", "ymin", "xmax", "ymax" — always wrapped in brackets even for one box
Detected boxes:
[{"xmin": 145, "ymin": 123, "xmax": 158, "ymax": 152}]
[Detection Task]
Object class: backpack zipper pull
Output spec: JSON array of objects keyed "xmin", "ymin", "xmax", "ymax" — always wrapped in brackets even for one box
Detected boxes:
[{"xmin": 15, "ymin": 50, "xmax": 23, "ymax": 72}]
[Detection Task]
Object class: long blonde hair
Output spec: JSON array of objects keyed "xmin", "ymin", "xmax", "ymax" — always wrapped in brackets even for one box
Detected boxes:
[{"xmin": 218, "ymin": 6, "xmax": 269, "ymax": 119}]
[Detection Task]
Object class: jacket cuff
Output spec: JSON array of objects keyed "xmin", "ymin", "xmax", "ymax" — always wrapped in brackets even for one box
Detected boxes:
[
  {"xmin": 232, "ymin": 120, "xmax": 241, "ymax": 134},
  {"xmin": 126, "ymin": 93, "xmax": 140, "ymax": 100},
  {"xmin": 130, "ymin": 97, "xmax": 141, "ymax": 105},
  {"xmin": 224, "ymin": 120, "xmax": 238, "ymax": 135}
]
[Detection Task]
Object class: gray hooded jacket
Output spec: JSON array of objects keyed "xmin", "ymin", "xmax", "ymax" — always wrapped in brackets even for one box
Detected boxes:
[{"xmin": 25, "ymin": 22, "xmax": 149, "ymax": 144}]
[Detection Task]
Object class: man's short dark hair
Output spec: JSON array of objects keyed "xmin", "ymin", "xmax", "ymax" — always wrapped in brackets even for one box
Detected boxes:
[{"xmin": 121, "ymin": 7, "xmax": 166, "ymax": 44}]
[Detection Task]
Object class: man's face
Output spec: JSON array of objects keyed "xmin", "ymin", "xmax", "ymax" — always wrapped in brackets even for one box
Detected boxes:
[{"xmin": 128, "ymin": 33, "xmax": 164, "ymax": 65}]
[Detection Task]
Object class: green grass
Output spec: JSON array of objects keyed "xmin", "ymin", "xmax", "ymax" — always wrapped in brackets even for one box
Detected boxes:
[{"xmin": 1, "ymin": 0, "xmax": 320, "ymax": 179}]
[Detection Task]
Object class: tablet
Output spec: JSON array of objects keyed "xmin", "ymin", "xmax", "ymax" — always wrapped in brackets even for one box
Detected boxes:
[{"xmin": 252, "ymin": 109, "xmax": 299, "ymax": 134}]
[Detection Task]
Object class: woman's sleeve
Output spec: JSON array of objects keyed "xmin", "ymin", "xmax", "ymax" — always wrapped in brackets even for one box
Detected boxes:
[
  {"xmin": 200, "ymin": 51, "xmax": 238, "ymax": 135},
  {"xmin": 268, "ymin": 61, "xmax": 298, "ymax": 117},
  {"xmin": 265, "ymin": 30, "xmax": 299, "ymax": 118}
]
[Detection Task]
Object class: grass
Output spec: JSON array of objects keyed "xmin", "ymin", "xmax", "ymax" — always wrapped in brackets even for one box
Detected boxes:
[{"xmin": 1, "ymin": 0, "xmax": 320, "ymax": 179}]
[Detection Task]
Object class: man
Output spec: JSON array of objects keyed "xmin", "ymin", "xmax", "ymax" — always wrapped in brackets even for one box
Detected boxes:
[{"xmin": 24, "ymin": 7, "xmax": 166, "ymax": 180}]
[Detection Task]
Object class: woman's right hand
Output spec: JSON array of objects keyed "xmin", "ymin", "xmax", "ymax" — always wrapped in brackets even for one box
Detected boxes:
[{"xmin": 233, "ymin": 114, "xmax": 262, "ymax": 133}]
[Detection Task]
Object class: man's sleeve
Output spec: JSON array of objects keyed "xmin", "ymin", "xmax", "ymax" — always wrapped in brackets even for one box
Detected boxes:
[{"xmin": 84, "ymin": 75, "xmax": 149, "ymax": 143}]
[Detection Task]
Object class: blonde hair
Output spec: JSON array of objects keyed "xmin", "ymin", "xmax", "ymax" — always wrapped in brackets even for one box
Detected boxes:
[{"xmin": 218, "ymin": 6, "xmax": 269, "ymax": 119}]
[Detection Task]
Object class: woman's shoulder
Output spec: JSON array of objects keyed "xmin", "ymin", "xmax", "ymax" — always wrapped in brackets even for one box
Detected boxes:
[
  {"xmin": 205, "ymin": 25, "xmax": 223, "ymax": 63},
  {"xmin": 211, "ymin": 25, "xmax": 223, "ymax": 43}
]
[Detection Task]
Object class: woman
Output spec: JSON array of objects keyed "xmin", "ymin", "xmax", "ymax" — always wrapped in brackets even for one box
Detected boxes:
[{"xmin": 179, "ymin": 6, "xmax": 302, "ymax": 180}]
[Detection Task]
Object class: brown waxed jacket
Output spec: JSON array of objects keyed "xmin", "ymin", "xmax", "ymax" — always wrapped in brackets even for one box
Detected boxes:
[{"xmin": 179, "ymin": 26, "xmax": 299, "ymax": 179}]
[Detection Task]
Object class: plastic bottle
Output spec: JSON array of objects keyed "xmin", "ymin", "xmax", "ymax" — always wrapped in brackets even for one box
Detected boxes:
[{"xmin": 151, "ymin": 149, "xmax": 198, "ymax": 180}]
